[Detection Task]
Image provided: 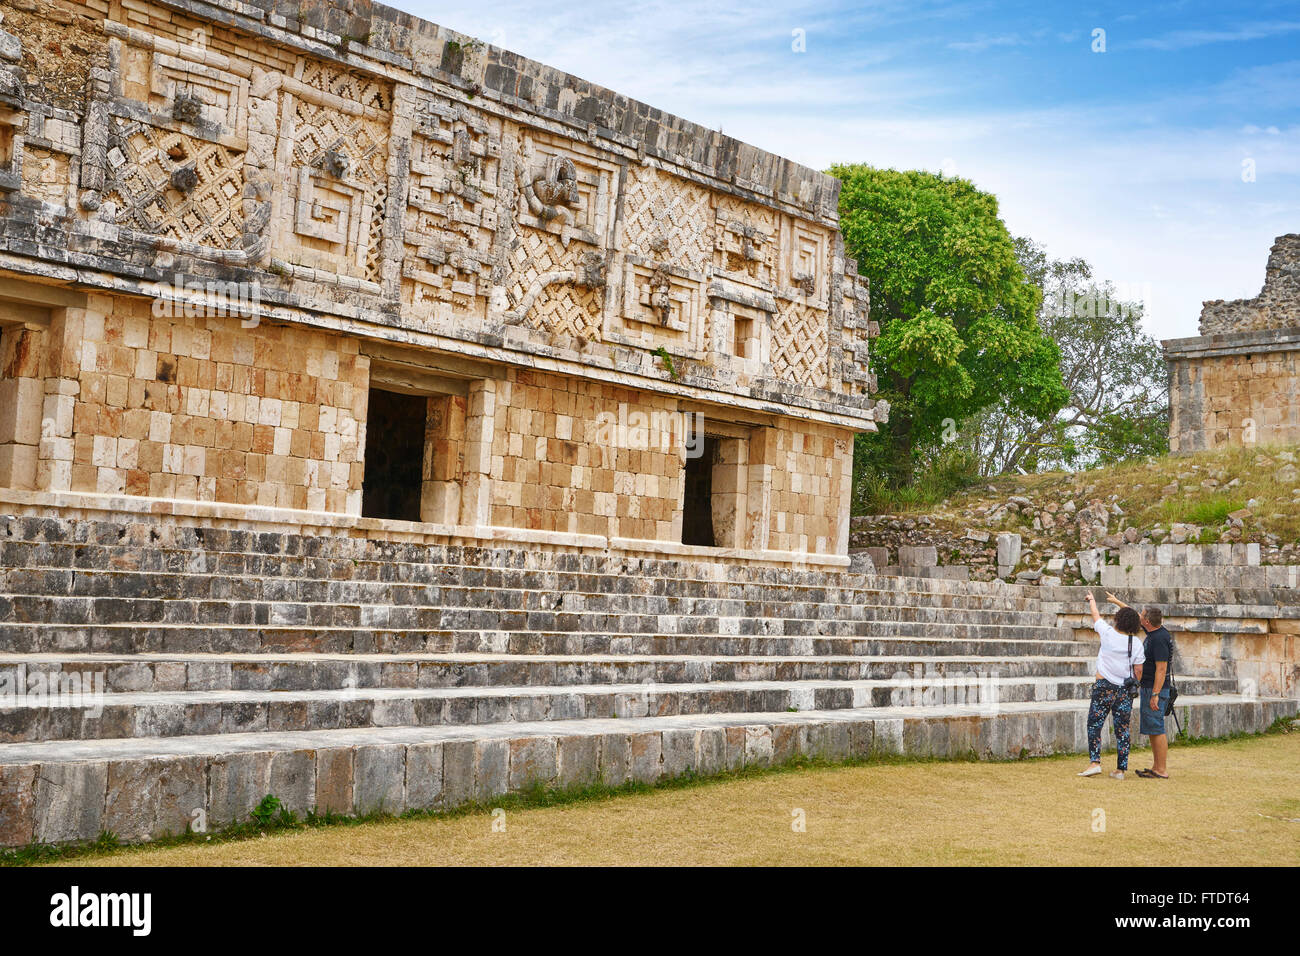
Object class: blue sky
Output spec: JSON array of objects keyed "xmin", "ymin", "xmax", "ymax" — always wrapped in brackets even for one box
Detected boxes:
[{"xmin": 395, "ymin": 0, "xmax": 1300, "ymax": 340}]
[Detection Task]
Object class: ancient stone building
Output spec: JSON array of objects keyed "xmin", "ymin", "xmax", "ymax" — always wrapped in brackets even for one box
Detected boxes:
[
  {"xmin": 0, "ymin": 0, "xmax": 1293, "ymax": 851},
  {"xmin": 1165, "ymin": 234, "xmax": 1300, "ymax": 452},
  {"xmin": 0, "ymin": 0, "xmax": 884, "ymax": 566}
]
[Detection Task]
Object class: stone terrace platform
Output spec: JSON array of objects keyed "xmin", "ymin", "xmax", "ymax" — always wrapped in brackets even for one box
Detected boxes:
[{"xmin": 1, "ymin": 514, "xmax": 1293, "ymax": 846}]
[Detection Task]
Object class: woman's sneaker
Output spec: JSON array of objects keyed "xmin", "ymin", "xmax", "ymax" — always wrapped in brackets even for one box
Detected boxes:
[{"xmin": 1077, "ymin": 765, "xmax": 1102, "ymax": 777}]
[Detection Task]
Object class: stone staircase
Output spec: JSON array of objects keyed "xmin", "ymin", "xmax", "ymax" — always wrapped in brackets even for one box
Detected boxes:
[{"xmin": 1, "ymin": 515, "xmax": 1294, "ymax": 847}]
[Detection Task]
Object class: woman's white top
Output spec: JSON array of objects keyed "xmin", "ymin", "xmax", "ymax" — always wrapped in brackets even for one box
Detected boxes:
[{"xmin": 1093, "ymin": 619, "xmax": 1145, "ymax": 685}]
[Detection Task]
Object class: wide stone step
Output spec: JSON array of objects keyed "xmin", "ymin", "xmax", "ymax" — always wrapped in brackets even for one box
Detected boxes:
[
  {"xmin": 0, "ymin": 591, "xmax": 1059, "ymax": 634},
  {"xmin": 0, "ymin": 537, "xmax": 1046, "ymax": 611},
  {"xmin": 0, "ymin": 624, "xmax": 1093, "ymax": 658},
  {"xmin": 0, "ymin": 567, "xmax": 1057, "ymax": 626},
  {"xmin": 0, "ymin": 520, "xmax": 1034, "ymax": 595},
  {"xmin": 3, "ymin": 694, "xmax": 1293, "ymax": 846},
  {"xmin": 0, "ymin": 603, "xmax": 1069, "ymax": 648},
  {"xmin": 0, "ymin": 675, "xmax": 1241, "ymax": 743},
  {"xmin": 0, "ymin": 652, "xmax": 1098, "ymax": 693}
]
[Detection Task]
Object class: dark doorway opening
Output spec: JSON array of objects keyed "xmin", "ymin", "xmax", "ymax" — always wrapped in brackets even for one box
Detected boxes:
[
  {"xmin": 362, "ymin": 387, "xmax": 425, "ymax": 522},
  {"xmin": 681, "ymin": 434, "xmax": 716, "ymax": 547}
]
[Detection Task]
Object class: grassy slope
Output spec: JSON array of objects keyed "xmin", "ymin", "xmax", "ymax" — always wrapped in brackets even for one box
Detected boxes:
[
  {"xmin": 49, "ymin": 730, "xmax": 1300, "ymax": 867},
  {"xmin": 865, "ymin": 443, "xmax": 1300, "ymax": 548}
]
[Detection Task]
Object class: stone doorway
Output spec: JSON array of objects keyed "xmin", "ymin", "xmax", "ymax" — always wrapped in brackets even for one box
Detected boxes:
[
  {"xmin": 681, "ymin": 434, "xmax": 716, "ymax": 547},
  {"xmin": 361, "ymin": 387, "xmax": 426, "ymax": 521},
  {"xmin": 679, "ymin": 422, "xmax": 754, "ymax": 550}
]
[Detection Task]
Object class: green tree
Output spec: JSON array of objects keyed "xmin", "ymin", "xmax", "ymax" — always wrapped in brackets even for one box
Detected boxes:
[
  {"xmin": 832, "ymin": 165, "xmax": 1068, "ymax": 490},
  {"xmin": 962, "ymin": 238, "xmax": 1169, "ymax": 474}
]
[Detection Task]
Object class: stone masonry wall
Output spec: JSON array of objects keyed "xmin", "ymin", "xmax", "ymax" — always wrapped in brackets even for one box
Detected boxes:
[
  {"xmin": 0, "ymin": 294, "xmax": 368, "ymax": 512},
  {"xmin": 485, "ymin": 368, "xmax": 853, "ymax": 551},
  {"xmin": 1165, "ymin": 232, "xmax": 1300, "ymax": 453},
  {"xmin": 769, "ymin": 423, "xmax": 851, "ymax": 555},
  {"xmin": 1166, "ymin": 331, "xmax": 1300, "ymax": 453}
]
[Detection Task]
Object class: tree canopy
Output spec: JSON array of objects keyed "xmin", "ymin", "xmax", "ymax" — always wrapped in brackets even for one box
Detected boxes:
[
  {"xmin": 831, "ymin": 165, "xmax": 1069, "ymax": 487},
  {"xmin": 960, "ymin": 238, "xmax": 1169, "ymax": 474}
]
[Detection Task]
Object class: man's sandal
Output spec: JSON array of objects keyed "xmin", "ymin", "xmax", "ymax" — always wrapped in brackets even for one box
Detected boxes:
[{"xmin": 1135, "ymin": 768, "xmax": 1169, "ymax": 779}]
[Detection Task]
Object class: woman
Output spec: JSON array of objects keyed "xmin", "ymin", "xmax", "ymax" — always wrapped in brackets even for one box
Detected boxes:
[{"xmin": 1077, "ymin": 591, "xmax": 1145, "ymax": 780}]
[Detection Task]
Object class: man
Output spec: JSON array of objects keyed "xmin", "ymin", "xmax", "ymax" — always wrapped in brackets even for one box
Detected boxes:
[{"xmin": 1106, "ymin": 592, "xmax": 1173, "ymax": 779}]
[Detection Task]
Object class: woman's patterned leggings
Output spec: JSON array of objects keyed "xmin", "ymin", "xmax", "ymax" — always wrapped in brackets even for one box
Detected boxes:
[{"xmin": 1086, "ymin": 679, "xmax": 1133, "ymax": 770}]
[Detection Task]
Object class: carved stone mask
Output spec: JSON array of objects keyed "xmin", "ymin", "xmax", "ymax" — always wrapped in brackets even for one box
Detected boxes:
[
  {"xmin": 173, "ymin": 91, "xmax": 203, "ymax": 124},
  {"xmin": 321, "ymin": 149, "xmax": 350, "ymax": 179},
  {"xmin": 534, "ymin": 156, "xmax": 579, "ymax": 208},
  {"xmin": 170, "ymin": 165, "xmax": 199, "ymax": 195}
]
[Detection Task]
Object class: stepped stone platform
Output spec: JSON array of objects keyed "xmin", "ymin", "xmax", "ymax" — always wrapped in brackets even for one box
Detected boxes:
[{"xmin": 1, "ymin": 515, "xmax": 1295, "ymax": 847}]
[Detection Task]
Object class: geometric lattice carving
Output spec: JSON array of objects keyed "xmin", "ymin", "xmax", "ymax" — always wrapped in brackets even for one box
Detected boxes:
[
  {"xmin": 840, "ymin": 268, "xmax": 876, "ymax": 396},
  {"xmin": 506, "ymin": 229, "xmax": 604, "ymax": 340},
  {"xmin": 401, "ymin": 94, "xmax": 501, "ymax": 317},
  {"xmin": 622, "ymin": 165, "xmax": 712, "ymax": 272},
  {"xmin": 278, "ymin": 62, "xmax": 392, "ymax": 284},
  {"xmin": 101, "ymin": 119, "xmax": 244, "ymax": 249},
  {"xmin": 298, "ymin": 60, "xmax": 392, "ymax": 113},
  {"xmin": 772, "ymin": 298, "xmax": 829, "ymax": 389}
]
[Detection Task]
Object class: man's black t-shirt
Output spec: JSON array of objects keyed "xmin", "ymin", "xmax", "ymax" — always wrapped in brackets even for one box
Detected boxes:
[{"xmin": 1140, "ymin": 625, "xmax": 1173, "ymax": 688}]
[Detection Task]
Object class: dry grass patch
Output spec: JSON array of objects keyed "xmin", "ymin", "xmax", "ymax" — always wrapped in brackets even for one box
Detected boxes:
[
  {"xmin": 60, "ymin": 732, "xmax": 1300, "ymax": 867},
  {"xmin": 879, "ymin": 442, "xmax": 1300, "ymax": 546}
]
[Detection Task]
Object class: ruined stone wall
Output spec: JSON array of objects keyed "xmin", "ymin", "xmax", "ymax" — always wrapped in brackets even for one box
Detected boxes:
[
  {"xmin": 1199, "ymin": 234, "xmax": 1300, "ymax": 335},
  {"xmin": 1166, "ymin": 232, "xmax": 1300, "ymax": 454}
]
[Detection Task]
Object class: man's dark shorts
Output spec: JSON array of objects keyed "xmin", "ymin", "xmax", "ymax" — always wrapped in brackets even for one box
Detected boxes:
[{"xmin": 1140, "ymin": 686, "xmax": 1170, "ymax": 736}]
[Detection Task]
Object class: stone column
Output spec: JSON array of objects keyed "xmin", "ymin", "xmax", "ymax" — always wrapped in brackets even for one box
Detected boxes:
[
  {"xmin": 745, "ymin": 427, "xmax": 775, "ymax": 552},
  {"xmin": 458, "ymin": 378, "xmax": 496, "ymax": 528},
  {"xmin": 0, "ymin": 321, "xmax": 45, "ymax": 490},
  {"xmin": 710, "ymin": 436, "xmax": 748, "ymax": 549},
  {"xmin": 421, "ymin": 393, "xmax": 466, "ymax": 525}
]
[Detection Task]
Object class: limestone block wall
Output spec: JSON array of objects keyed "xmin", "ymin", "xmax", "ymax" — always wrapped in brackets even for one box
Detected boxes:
[
  {"xmin": 1165, "ymin": 232, "xmax": 1300, "ymax": 453},
  {"xmin": 1165, "ymin": 329, "xmax": 1300, "ymax": 452},
  {"xmin": 487, "ymin": 371, "xmax": 681, "ymax": 540},
  {"xmin": 0, "ymin": 293, "xmax": 368, "ymax": 511},
  {"xmin": 768, "ymin": 423, "xmax": 851, "ymax": 555},
  {"xmin": 482, "ymin": 368, "xmax": 853, "ymax": 552}
]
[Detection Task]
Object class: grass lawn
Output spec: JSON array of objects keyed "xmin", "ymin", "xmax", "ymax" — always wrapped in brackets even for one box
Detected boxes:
[{"xmin": 53, "ymin": 731, "xmax": 1300, "ymax": 867}]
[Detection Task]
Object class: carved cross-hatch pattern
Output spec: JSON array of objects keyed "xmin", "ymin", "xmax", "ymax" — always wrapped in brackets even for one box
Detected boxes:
[
  {"xmin": 102, "ymin": 120, "xmax": 244, "ymax": 248},
  {"xmin": 290, "ymin": 64, "xmax": 392, "ymax": 284},
  {"xmin": 773, "ymin": 300, "xmax": 829, "ymax": 389},
  {"xmin": 508, "ymin": 230, "xmax": 604, "ymax": 340},
  {"xmin": 298, "ymin": 61, "xmax": 392, "ymax": 113},
  {"xmin": 621, "ymin": 165, "xmax": 712, "ymax": 272}
]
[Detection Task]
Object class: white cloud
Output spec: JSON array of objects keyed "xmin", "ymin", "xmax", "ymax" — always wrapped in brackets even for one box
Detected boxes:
[{"xmin": 1133, "ymin": 20, "xmax": 1300, "ymax": 51}]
